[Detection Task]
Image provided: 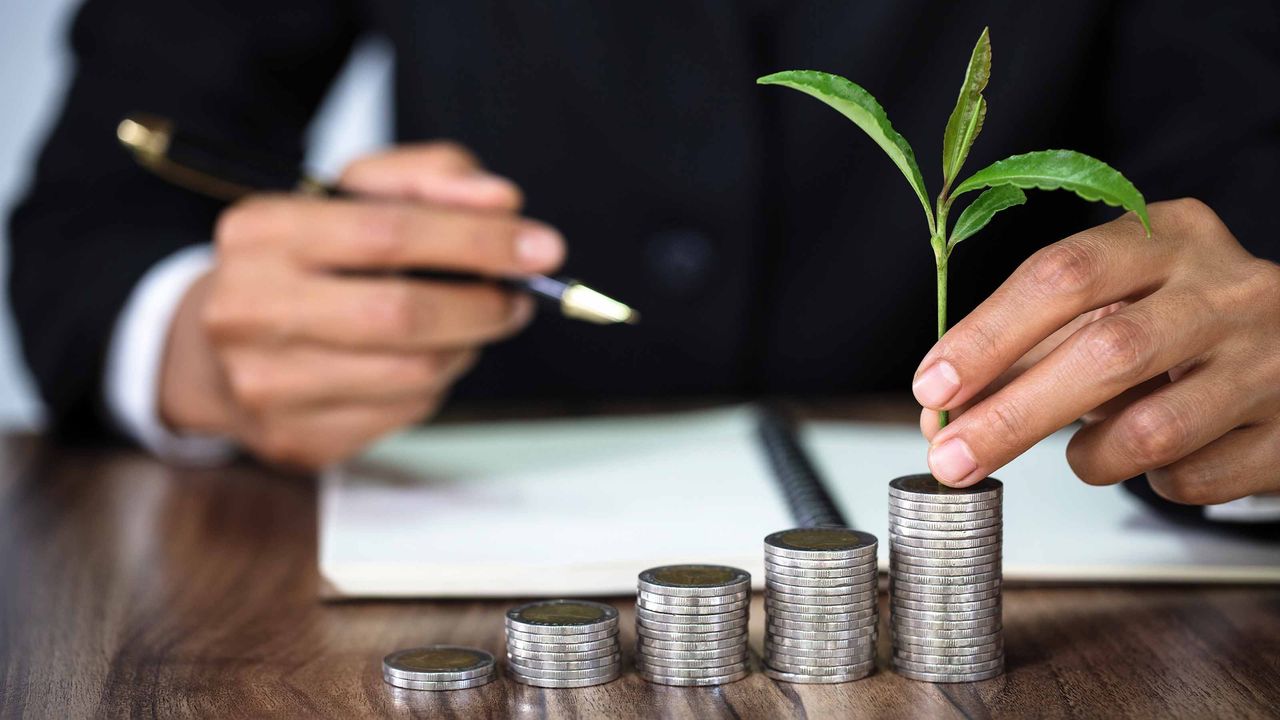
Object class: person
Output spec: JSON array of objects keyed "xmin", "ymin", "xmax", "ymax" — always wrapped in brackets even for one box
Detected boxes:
[{"xmin": 8, "ymin": 1, "xmax": 1280, "ymax": 513}]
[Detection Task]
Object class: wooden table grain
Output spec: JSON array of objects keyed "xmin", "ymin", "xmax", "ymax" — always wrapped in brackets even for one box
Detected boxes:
[{"xmin": 2, "ymin": 415, "xmax": 1278, "ymax": 719}]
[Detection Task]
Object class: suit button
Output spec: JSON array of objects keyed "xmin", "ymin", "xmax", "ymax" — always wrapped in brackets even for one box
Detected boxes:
[{"xmin": 644, "ymin": 229, "xmax": 714, "ymax": 296}]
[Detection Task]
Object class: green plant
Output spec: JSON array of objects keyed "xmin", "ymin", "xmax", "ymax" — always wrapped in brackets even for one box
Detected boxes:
[{"xmin": 759, "ymin": 27, "xmax": 1152, "ymax": 427}]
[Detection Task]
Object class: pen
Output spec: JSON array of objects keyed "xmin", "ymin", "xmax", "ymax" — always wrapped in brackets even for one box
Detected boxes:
[{"xmin": 115, "ymin": 114, "xmax": 639, "ymax": 325}]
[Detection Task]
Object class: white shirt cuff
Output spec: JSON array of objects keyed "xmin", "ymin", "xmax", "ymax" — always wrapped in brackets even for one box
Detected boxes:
[{"xmin": 105, "ymin": 245, "xmax": 238, "ymax": 465}]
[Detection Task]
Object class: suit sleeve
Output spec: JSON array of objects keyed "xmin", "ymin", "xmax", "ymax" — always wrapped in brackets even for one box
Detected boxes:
[
  {"xmin": 1104, "ymin": 0, "xmax": 1280, "ymax": 259},
  {"xmin": 6, "ymin": 0, "xmax": 361, "ymax": 438}
]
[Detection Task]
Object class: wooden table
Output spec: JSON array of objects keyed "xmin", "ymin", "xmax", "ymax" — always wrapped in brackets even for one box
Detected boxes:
[{"xmin": 2, "ymin": 408, "xmax": 1279, "ymax": 719}]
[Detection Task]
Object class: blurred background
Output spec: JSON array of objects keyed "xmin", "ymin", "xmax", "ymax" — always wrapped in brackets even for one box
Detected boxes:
[{"xmin": 0, "ymin": 0, "xmax": 392, "ymax": 430}]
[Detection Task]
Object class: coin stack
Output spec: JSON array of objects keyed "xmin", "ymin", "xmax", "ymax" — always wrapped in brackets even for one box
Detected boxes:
[
  {"xmin": 761, "ymin": 527, "xmax": 880, "ymax": 683},
  {"xmin": 634, "ymin": 565, "xmax": 752, "ymax": 686},
  {"xmin": 888, "ymin": 474, "xmax": 1004, "ymax": 683},
  {"xmin": 504, "ymin": 599, "xmax": 622, "ymax": 688},
  {"xmin": 382, "ymin": 645, "xmax": 496, "ymax": 691}
]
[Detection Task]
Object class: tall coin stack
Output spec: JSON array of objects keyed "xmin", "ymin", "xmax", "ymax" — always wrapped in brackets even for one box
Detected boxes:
[
  {"xmin": 762, "ymin": 528, "xmax": 880, "ymax": 683},
  {"xmin": 888, "ymin": 474, "xmax": 1004, "ymax": 682},
  {"xmin": 504, "ymin": 599, "xmax": 622, "ymax": 688},
  {"xmin": 634, "ymin": 565, "xmax": 752, "ymax": 686}
]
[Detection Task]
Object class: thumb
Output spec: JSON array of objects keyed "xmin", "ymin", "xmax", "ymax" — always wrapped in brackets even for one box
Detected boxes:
[{"xmin": 337, "ymin": 142, "xmax": 523, "ymax": 212}]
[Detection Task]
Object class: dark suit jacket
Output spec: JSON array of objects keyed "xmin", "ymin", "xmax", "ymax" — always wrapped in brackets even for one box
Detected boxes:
[{"xmin": 9, "ymin": 0, "xmax": 1280, "ymax": 438}]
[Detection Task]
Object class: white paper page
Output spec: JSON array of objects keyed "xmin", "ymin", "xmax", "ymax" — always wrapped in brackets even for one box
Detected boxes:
[
  {"xmin": 320, "ymin": 407, "xmax": 794, "ymax": 597},
  {"xmin": 807, "ymin": 422, "xmax": 1280, "ymax": 583}
]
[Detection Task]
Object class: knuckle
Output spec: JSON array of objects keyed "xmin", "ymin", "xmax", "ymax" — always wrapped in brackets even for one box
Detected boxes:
[
  {"xmin": 1026, "ymin": 240, "xmax": 1102, "ymax": 299},
  {"xmin": 426, "ymin": 140, "xmax": 479, "ymax": 168},
  {"xmin": 1147, "ymin": 464, "xmax": 1217, "ymax": 506},
  {"xmin": 202, "ymin": 293, "xmax": 252, "ymax": 341},
  {"xmin": 466, "ymin": 220, "xmax": 520, "ymax": 268},
  {"xmin": 364, "ymin": 282, "xmax": 425, "ymax": 339},
  {"xmin": 214, "ymin": 197, "xmax": 286, "ymax": 251},
  {"xmin": 977, "ymin": 400, "xmax": 1031, "ymax": 446},
  {"xmin": 1077, "ymin": 315, "xmax": 1152, "ymax": 383},
  {"xmin": 227, "ymin": 365, "xmax": 276, "ymax": 412},
  {"xmin": 1162, "ymin": 197, "xmax": 1224, "ymax": 235},
  {"xmin": 352, "ymin": 204, "xmax": 412, "ymax": 263},
  {"xmin": 1118, "ymin": 402, "xmax": 1188, "ymax": 468}
]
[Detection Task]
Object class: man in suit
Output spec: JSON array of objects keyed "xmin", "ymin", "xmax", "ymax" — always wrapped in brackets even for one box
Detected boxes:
[{"xmin": 8, "ymin": 1, "xmax": 1280, "ymax": 511}]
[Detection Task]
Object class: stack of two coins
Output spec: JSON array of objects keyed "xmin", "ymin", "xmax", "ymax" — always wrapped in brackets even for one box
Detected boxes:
[
  {"xmin": 382, "ymin": 646, "xmax": 496, "ymax": 691},
  {"xmin": 504, "ymin": 600, "xmax": 622, "ymax": 688},
  {"xmin": 762, "ymin": 528, "xmax": 880, "ymax": 683},
  {"xmin": 634, "ymin": 565, "xmax": 752, "ymax": 686},
  {"xmin": 888, "ymin": 474, "xmax": 1005, "ymax": 683}
]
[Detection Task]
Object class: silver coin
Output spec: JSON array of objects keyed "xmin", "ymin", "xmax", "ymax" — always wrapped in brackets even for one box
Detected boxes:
[
  {"xmin": 894, "ymin": 647, "xmax": 1003, "ymax": 665},
  {"xmin": 763, "ymin": 553, "xmax": 878, "ymax": 571},
  {"xmin": 893, "ymin": 655, "xmax": 1004, "ymax": 674},
  {"xmin": 891, "ymin": 586, "xmax": 1000, "ymax": 604},
  {"xmin": 765, "ymin": 559, "xmax": 878, "ymax": 579},
  {"xmin": 635, "ymin": 603, "xmax": 748, "ymax": 622},
  {"xmin": 891, "ymin": 560, "xmax": 1000, "ymax": 577},
  {"xmin": 892, "ymin": 630, "xmax": 1003, "ymax": 649},
  {"xmin": 638, "ymin": 652, "xmax": 750, "ymax": 670},
  {"xmin": 892, "ymin": 596, "xmax": 1000, "ymax": 614},
  {"xmin": 890, "ymin": 515, "xmax": 1001, "ymax": 532},
  {"xmin": 764, "ymin": 527, "xmax": 878, "ymax": 560},
  {"xmin": 505, "ymin": 662, "xmax": 621, "ymax": 681},
  {"xmin": 766, "ymin": 624, "xmax": 877, "ymax": 641},
  {"xmin": 890, "ymin": 550, "xmax": 1002, "ymax": 568},
  {"xmin": 636, "ymin": 641, "xmax": 748, "ymax": 661},
  {"xmin": 764, "ymin": 639, "xmax": 876, "ymax": 657},
  {"xmin": 764, "ymin": 656, "xmax": 877, "ymax": 676},
  {"xmin": 769, "ymin": 616, "xmax": 878, "ymax": 633},
  {"xmin": 763, "ymin": 572, "xmax": 877, "ymax": 589},
  {"xmin": 504, "ymin": 599, "xmax": 619, "ymax": 636},
  {"xmin": 633, "ymin": 634, "xmax": 748, "ymax": 652},
  {"xmin": 505, "ymin": 644, "xmax": 618, "ymax": 663},
  {"xmin": 892, "ymin": 620, "xmax": 1003, "ymax": 638},
  {"xmin": 382, "ymin": 646, "xmax": 496, "ymax": 682},
  {"xmin": 891, "ymin": 605, "xmax": 1001, "ymax": 623},
  {"xmin": 888, "ymin": 522, "xmax": 1000, "ymax": 540},
  {"xmin": 383, "ymin": 671, "xmax": 495, "ymax": 691},
  {"xmin": 637, "ymin": 589, "xmax": 749, "ymax": 607},
  {"xmin": 767, "ymin": 634, "xmax": 873, "ymax": 650},
  {"xmin": 891, "ymin": 533, "xmax": 1002, "ymax": 551},
  {"xmin": 890, "ymin": 569, "xmax": 1001, "ymax": 587},
  {"xmin": 638, "ymin": 666, "xmax": 751, "ymax": 686},
  {"xmin": 889, "ymin": 475, "xmax": 1003, "ymax": 503},
  {"xmin": 767, "ymin": 606, "xmax": 877, "ymax": 623},
  {"xmin": 766, "ymin": 577, "xmax": 877, "ymax": 596},
  {"xmin": 636, "ymin": 624, "xmax": 745, "ymax": 643},
  {"xmin": 504, "ymin": 627, "xmax": 617, "ymax": 644},
  {"xmin": 765, "ymin": 588, "xmax": 878, "ymax": 606},
  {"xmin": 635, "ymin": 659, "xmax": 750, "ymax": 678},
  {"xmin": 892, "ymin": 664, "xmax": 1003, "ymax": 683},
  {"xmin": 635, "ymin": 615, "xmax": 749, "ymax": 634},
  {"xmin": 766, "ymin": 647, "xmax": 876, "ymax": 666},
  {"xmin": 892, "ymin": 638, "xmax": 1003, "ymax": 656},
  {"xmin": 637, "ymin": 565, "xmax": 751, "ymax": 597},
  {"xmin": 888, "ymin": 495, "xmax": 1002, "ymax": 514},
  {"xmin": 506, "ymin": 636, "xmax": 616, "ymax": 654},
  {"xmin": 502, "ymin": 652, "xmax": 620, "ymax": 671},
  {"xmin": 636, "ymin": 599, "xmax": 749, "ymax": 618},
  {"xmin": 508, "ymin": 667, "xmax": 620, "ymax": 688},
  {"xmin": 889, "ymin": 505, "xmax": 1001, "ymax": 522},
  {"xmin": 762, "ymin": 661, "xmax": 875, "ymax": 676},
  {"xmin": 766, "ymin": 596, "xmax": 878, "ymax": 615}
]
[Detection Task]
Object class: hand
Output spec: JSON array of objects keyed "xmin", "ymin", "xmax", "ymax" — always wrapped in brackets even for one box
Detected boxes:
[
  {"xmin": 159, "ymin": 143, "xmax": 564, "ymax": 468},
  {"xmin": 913, "ymin": 198, "xmax": 1280, "ymax": 504}
]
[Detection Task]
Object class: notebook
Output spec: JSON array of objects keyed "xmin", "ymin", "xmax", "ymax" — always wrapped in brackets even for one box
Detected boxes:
[{"xmin": 319, "ymin": 406, "xmax": 1280, "ymax": 598}]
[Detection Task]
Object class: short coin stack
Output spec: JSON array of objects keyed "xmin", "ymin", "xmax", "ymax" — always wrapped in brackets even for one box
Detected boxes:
[
  {"xmin": 634, "ymin": 565, "xmax": 752, "ymax": 686},
  {"xmin": 382, "ymin": 645, "xmax": 496, "ymax": 691},
  {"xmin": 504, "ymin": 599, "xmax": 622, "ymax": 688},
  {"xmin": 762, "ymin": 528, "xmax": 880, "ymax": 683},
  {"xmin": 889, "ymin": 474, "xmax": 1004, "ymax": 682}
]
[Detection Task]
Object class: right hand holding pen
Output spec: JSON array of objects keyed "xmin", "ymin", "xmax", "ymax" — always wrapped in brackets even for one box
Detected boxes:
[{"xmin": 158, "ymin": 143, "xmax": 565, "ymax": 468}]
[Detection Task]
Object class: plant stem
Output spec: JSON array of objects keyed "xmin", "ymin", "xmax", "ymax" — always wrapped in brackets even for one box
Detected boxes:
[{"xmin": 935, "ymin": 253, "xmax": 950, "ymax": 428}]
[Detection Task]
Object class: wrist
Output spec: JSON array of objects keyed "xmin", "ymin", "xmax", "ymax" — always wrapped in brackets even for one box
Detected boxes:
[{"xmin": 159, "ymin": 273, "xmax": 236, "ymax": 434}]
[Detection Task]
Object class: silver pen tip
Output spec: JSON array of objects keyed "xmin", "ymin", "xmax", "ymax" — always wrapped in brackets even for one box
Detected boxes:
[{"xmin": 560, "ymin": 283, "xmax": 640, "ymax": 325}]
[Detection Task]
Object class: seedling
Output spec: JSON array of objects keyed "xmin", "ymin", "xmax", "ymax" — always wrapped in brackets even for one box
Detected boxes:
[{"xmin": 759, "ymin": 27, "xmax": 1151, "ymax": 427}]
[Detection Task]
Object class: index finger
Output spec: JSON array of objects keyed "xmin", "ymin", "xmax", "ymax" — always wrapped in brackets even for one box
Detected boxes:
[
  {"xmin": 912, "ymin": 213, "xmax": 1167, "ymax": 413},
  {"xmin": 225, "ymin": 196, "xmax": 565, "ymax": 276}
]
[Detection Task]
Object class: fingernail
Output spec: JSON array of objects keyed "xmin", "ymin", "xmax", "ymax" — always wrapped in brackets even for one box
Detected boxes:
[
  {"xmin": 929, "ymin": 437, "xmax": 978, "ymax": 486},
  {"xmin": 913, "ymin": 360, "xmax": 960, "ymax": 408},
  {"xmin": 516, "ymin": 226, "xmax": 565, "ymax": 271}
]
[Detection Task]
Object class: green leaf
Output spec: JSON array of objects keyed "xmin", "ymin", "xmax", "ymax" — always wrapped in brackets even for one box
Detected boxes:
[
  {"xmin": 942, "ymin": 27, "xmax": 991, "ymax": 189},
  {"xmin": 949, "ymin": 185, "xmax": 1026, "ymax": 248},
  {"xmin": 953, "ymin": 150, "xmax": 1152, "ymax": 235},
  {"xmin": 758, "ymin": 70, "xmax": 934, "ymax": 231}
]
